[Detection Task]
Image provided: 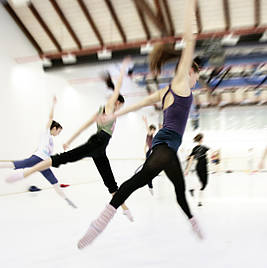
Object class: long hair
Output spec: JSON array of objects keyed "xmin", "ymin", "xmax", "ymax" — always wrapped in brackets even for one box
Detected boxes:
[
  {"xmin": 101, "ymin": 72, "xmax": 124, "ymax": 103},
  {"xmin": 149, "ymin": 43, "xmax": 181, "ymax": 74},
  {"xmin": 149, "ymin": 43, "xmax": 204, "ymax": 74}
]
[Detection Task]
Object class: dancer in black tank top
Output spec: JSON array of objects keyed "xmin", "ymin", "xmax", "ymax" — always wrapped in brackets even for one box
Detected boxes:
[{"xmin": 185, "ymin": 133, "xmax": 209, "ymax": 206}]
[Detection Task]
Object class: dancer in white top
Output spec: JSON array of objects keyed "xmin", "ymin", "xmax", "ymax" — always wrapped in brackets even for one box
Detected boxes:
[{"xmin": 0, "ymin": 96, "xmax": 77, "ymax": 208}]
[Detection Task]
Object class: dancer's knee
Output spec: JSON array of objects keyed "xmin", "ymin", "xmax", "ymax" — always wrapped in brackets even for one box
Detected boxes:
[{"xmin": 107, "ymin": 183, "xmax": 118, "ymax": 194}]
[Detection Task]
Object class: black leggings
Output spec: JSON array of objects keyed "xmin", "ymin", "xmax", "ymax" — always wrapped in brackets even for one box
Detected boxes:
[
  {"xmin": 110, "ymin": 144, "xmax": 193, "ymax": 219},
  {"xmin": 146, "ymin": 149, "xmax": 153, "ymax": 189},
  {"xmin": 51, "ymin": 131, "xmax": 118, "ymax": 193},
  {"xmin": 196, "ymin": 159, "xmax": 208, "ymax": 191}
]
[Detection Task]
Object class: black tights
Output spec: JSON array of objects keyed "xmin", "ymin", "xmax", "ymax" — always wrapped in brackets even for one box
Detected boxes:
[
  {"xmin": 110, "ymin": 144, "xmax": 193, "ymax": 219},
  {"xmin": 51, "ymin": 131, "xmax": 118, "ymax": 193},
  {"xmin": 196, "ymin": 160, "xmax": 208, "ymax": 191}
]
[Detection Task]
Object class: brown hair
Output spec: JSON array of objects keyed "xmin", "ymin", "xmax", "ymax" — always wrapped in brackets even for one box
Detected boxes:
[
  {"xmin": 149, "ymin": 43, "xmax": 201, "ymax": 74},
  {"xmin": 149, "ymin": 43, "xmax": 180, "ymax": 74},
  {"xmin": 149, "ymin": 125, "xmax": 156, "ymax": 131},
  {"xmin": 193, "ymin": 133, "xmax": 203, "ymax": 143}
]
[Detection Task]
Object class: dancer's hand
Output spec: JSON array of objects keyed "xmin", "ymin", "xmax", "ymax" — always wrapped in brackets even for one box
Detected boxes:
[
  {"xmin": 184, "ymin": 170, "xmax": 189, "ymax": 176},
  {"xmin": 63, "ymin": 143, "xmax": 69, "ymax": 151}
]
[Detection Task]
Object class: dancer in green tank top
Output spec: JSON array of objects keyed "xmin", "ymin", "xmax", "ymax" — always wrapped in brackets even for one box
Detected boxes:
[{"xmin": 6, "ymin": 58, "xmax": 134, "ymax": 222}]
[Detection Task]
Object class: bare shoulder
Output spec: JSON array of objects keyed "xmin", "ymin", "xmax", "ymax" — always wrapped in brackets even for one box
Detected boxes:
[{"xmin": 171, "ymin": 80, "xmax": 191, "ymax": 97}]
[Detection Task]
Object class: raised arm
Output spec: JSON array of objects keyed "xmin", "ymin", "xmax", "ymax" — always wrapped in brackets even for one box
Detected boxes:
[
  {"xmin": 115, "ymin": 90, "xmax": 161, "ymax": 118},
  {"xmin": 171, "ymin": 0, "xmax": 197, "ymax": 96},
  {"xmin": 63, "ymin": 113, "xmax": 98, "ymax": 150},
  {"xmin": 105, "ymin": 58, "xmax": 131, "ymax": 114},
  {"xmin": 142, "ymin": 116, "xmax": 149, "ymax": 132},
  {"xmin": 46, "ymin": 96, "xmax": 57, "ymax": 129}
]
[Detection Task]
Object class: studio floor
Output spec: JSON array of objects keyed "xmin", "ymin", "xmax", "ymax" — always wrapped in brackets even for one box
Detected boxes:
[{"xmin": 1, "ymin": 172, "xmax": 267, "ymax": 268}]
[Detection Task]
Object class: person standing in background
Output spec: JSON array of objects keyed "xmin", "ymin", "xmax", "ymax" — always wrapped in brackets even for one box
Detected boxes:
[{"xmin": 142, "ymin": 116, "xmax": 156, "ymax": 195}]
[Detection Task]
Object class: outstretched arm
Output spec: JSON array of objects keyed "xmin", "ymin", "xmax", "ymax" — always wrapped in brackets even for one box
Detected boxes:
[
  {"xmin": 171, "ymin": 0, "xmax": 197, "ymax": 96},
  {"xmin": 46, "ymin": 96, "xmax": 57, "ymax": 129},
  {"xmin": 142, "ymin": 116, "xmax": 149, "ymax": 132},
  {"xmin": 115, "ymin": 90, "xmax": 161, "ymax": 118},
  {"xmin": 63, "ymin": 113, "xmax": 98, "ymax": 150},
  {"xmin": 105, "ymin": 58, "xmax": 131, "ymax": 114},
  {"xmin": 185, "ymin": 155, "xmax": 194, "ymax": 175}
]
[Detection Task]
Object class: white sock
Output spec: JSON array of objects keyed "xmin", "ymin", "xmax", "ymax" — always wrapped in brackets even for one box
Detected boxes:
[
  {"xmin": 6, "ymin": 171, "xmax": 24, "ymax": 183},
  {"xmin": 123, "ymin": 209, "xmax": 134, "ymax": 222}
]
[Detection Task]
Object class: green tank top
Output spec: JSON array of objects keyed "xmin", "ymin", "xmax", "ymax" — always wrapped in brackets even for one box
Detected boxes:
[{"xmin": 96, "ymin": 106, "xmax": 116, "ymax": 136}]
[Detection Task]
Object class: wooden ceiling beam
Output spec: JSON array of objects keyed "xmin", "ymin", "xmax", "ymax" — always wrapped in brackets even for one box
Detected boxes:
[
  {"xmin": 49, "ymin": 0, "xmax": 82, "ymax": 49},
  {"xmin": 255, "ymin": 0, "xmax": 260, "ymax": 27},
  {"xmin": 135, "ymin": 0, "xmax": 168, "ymax": 36},
  {"xmin": 76, "ymin": 0, "xmax": 104, "ymax": 46},
  {"xmin": 104, "ymin": 0, "xmax": 127, "ymax": 43},
  {"xmin": 195, "ymin": 3, "xmax": 202, "ymax": 33},
  {"xmin": 42, "ymin": 26, "xmax": 267, "ymax": 59},
  {"xmin": 2, "ymin": 1, "xmax": 43, "ymax": 55},
  {"xmin": 133, "ymin": 0, "xmax": 151, "ymax": 40},
  {"xmin": 223, "ymin": 0, "xmax": 231, "ymax": 31},
  {"xmin": 28, "ymin": 2, "xmax": 62, "ymax": 52},
  {"xmin": 162, "ymin": 0, "xmax": 175, "ymax": 36},
  {"xmin": 154, "ymin": 0, "xmax": 169, "ymax": 36}
]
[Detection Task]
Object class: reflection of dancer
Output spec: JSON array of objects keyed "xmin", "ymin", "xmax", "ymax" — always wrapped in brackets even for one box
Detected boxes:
[
  {"xmin": 7, "ymin": 59, "xmax": 133, "ymax": 220},
  {"xmin": 185, "ymin": 134, "xmax": 209, "ymax": 207},
  {"xmin": 77, "ymin": 0, "xmax": 203, "ymax": 249},
  {"xmin": 142, "ymin": 116, "xmax": 156, "ymax": 195},
  {"xmin": 0, "ymin": 97, "xmax": 76, "ymax": 208}
]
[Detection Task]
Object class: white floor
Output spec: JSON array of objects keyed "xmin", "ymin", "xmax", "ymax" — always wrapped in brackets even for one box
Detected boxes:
[{"xmin": 1, "ymin": 172, "xmax": 267, "ymax": 268}]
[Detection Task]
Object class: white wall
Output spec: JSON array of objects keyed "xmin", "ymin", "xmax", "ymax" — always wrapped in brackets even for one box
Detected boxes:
[{"xmin": 1, "ymin": 4, "xmax": 267, "ymax": 196}]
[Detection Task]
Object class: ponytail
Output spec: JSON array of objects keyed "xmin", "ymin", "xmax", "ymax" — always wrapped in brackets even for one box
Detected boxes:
[{"xmin": 149, "ymin": 43, "xmax": 181, "ymax": 74}]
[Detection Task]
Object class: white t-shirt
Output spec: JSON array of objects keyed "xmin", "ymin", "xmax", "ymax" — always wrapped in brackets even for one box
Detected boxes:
[{"xmin": 34, "ymin": 129, "xmax": 54, "ymax": 160}]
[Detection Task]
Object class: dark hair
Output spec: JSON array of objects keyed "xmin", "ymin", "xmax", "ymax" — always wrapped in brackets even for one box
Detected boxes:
[
  {"xmin": 149, "ymin": 125, "xmax": 156, "ymax": 131},
  {"xmin": 117, "ymin": 94, "xmax": 125, "ymax": 104},
  {"xmin": 50, "ymin": 120, "xmax": 62, "ymax": 130},
  {"xmin": 149, "ymin": 43, "xmax": 204, "ymax": 74},
  {"xmin": 101, "ymin": 72, "xmax": 124, "ymax": 104},
  {"xmin": 192, "ymin": 56, "xmax": 204, "ymax": 73},
  {"xmin": 101, "ymin": 72, "xmax": 115, "ymax": 90},
  {"xmin": 128, "ymin": 67, "xmax": 134, "ymax": 76},
  {"xmin": 193, "ymin": 133, "xmax": 203, "ymax": 143}
]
